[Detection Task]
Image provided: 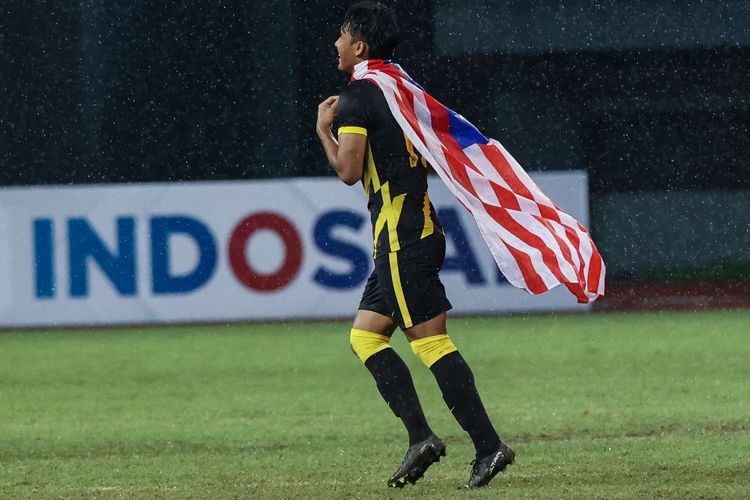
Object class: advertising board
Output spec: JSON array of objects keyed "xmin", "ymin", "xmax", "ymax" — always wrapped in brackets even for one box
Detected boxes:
[{"xmin": 0, "ymin": 173, "xmax": 590, "ymax": 328}]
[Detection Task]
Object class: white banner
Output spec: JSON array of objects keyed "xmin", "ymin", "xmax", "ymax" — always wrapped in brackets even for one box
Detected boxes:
[{"xmin": 0, "ymin": 173, "xmax": 590, "ymax": 328}]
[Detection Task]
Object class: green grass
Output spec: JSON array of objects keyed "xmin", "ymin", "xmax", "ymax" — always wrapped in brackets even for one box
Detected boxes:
[{"xmin": 1, "ymin": 310, "xmax": 749, "ymax": 499}]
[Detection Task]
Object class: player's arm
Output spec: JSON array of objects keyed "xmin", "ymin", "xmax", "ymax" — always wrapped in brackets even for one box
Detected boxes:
[{"xmin": 316, "ymin": 95, "xmax": 366, "ymax": 186}]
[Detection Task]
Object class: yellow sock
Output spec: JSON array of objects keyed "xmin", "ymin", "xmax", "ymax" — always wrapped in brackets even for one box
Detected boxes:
[
  {"xmin": 349, "ymin": 328, "xmax": 391, "ymax": 363},
  {"xmin": 410, "ymin": 334, "xmax": 458, "ymax": 368}
]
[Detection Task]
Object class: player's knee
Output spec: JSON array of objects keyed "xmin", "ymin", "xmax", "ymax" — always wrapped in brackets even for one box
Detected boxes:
[
  {"xmin": 410, "ymin": 334, "xmax": 457, "ymax": 367},
  {"xmin": 349, "ymin": 328, "xmax": 391, "ymax": 363}
]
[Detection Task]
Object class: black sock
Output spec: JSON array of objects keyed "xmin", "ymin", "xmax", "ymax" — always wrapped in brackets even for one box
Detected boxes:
[
  {"xmin": 364, "ymin": 348, "xmax": 433, "ymax": 445},
  {"xmin": 430, "ymin": 351, "xmax": 501, "ymax": 458}
]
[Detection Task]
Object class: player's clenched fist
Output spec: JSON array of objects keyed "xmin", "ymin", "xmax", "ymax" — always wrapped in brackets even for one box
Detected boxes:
[{"xmin": 316, "ymin": 95, "xmax": 339, "ymax": 134}]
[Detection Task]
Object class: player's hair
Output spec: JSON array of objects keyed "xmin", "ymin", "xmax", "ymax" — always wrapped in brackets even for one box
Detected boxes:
[{"xmin": 341, "ymin": 1, "xmax": 400, "ymax": 59}]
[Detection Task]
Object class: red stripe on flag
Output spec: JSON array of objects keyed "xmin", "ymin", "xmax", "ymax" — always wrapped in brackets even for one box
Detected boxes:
[
  {"xmin": 502, "ymin": 241, "xmax": 548, "ymax": 294},
  {"xmin": 587, "ymin": 247, "xmax": 604, "ymax": 295},
  {"xmin": 537, "ymin": 204, "xmax": 562, "ymax": 224},
  {"xmin": 491, "ymin": 182, "xmax": 521, "ymax": 211},
  {"xmin": 564, "ymin": 282, "xmax": 589, "ymax": 303},
  {"xmin": 576, "ymin": 220, "xmax": 604, "ymax": 295},
  {"xmin": 392, "ymin": 78, "xmax": 427, "ymax": 148},
  {"xmin": 480, "ymin": 144, "xmax": 536, "ymax": 201}
]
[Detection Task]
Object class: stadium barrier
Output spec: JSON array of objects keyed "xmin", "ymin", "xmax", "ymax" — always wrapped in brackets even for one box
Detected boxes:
[{"xmin": 0, "ymin": 173, "xmax": 590, "ymax": 328}]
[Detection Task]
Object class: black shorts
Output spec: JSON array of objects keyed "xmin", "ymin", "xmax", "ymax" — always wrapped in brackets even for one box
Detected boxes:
[{"xmin": 358, "ymin": 233, "xmax": 453, "ymax": 330}]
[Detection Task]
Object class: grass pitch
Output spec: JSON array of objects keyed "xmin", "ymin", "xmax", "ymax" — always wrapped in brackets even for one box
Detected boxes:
[{"xmin": 1, "ymin": 310, "xmax": 749, "ymax": 499}]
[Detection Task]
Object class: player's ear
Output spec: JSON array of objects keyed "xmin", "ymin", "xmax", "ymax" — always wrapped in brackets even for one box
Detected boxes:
[{"xmin": 354, "ymin": 40, "xmax": 368, "ymax": 58}]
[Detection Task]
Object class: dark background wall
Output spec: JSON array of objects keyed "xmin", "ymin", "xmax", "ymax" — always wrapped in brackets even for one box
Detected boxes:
[{"xmin": 2, "ymin": 0, "xmax": 748, "ymax": 282}]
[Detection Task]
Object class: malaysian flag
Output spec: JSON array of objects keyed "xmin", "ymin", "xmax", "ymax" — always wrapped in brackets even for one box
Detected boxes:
[{"xmin": 352, "ymin": 59, "xmax": 606, "ymax": 303}]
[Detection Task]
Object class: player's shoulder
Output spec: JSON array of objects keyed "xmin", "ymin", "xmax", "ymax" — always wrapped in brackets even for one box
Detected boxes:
[{"xmin": 340, "ymin": 79, "xmax": 382, "ymax": 102}]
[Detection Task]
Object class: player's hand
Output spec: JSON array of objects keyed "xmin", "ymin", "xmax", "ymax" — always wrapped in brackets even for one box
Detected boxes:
[{"xmin": 316, "ymin": 95, "xmax": 339, "ymax": 134}]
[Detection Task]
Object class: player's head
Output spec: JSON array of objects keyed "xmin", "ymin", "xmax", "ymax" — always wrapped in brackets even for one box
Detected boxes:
[{"xmin": 336, "ymin": 1, "xmax": 399, "ymax": 73}]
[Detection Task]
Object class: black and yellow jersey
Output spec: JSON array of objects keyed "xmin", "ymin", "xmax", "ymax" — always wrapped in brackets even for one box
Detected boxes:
[{"xmin": 336, "ymin": 79, "xmax": 442, "ymax": 258}]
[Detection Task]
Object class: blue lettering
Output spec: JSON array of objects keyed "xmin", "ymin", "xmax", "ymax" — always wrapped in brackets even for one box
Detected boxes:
[
  {"xmin": 151, "ymin": 216, "xmax": 217, "ymax": 295},
  {"xmin": 313, "ymin": 211, "xmax": 370, "ymax": 289},
  {"xmin": 68, "ymin": 217, "xmax": 137, "ymax": 297},
  {"xmin": 437, "ymin": 208, "xmax": 485, "ymax": 284},
  {"xmin": 496, "ymin": 264, "xmax": 509, "ymax": 285},
  {"xmin": 33, "ymin": 218, "xmax": 55, "ymax": 298}
]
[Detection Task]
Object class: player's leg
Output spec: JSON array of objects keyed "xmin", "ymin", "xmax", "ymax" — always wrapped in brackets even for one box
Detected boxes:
[
  {"xmin": 350, "ymin": 308, "xmax": 434, "ymax": 449},
  {"xmin": 350, "ymin": 309, "xmax": 443, "ymax": 488},
  {"xmin": 405, "ymin": 315, "xmax": 515, "ymax": 488},
  {"xmin": 406, "ymin": 314, "xmax": 502, "ymax": 459},
  {"xmin": 357, "ymin": 265, "xmax": 445, "ymax": 488}
]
